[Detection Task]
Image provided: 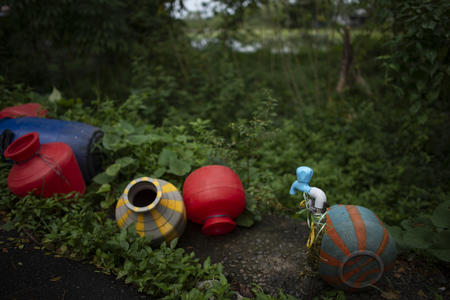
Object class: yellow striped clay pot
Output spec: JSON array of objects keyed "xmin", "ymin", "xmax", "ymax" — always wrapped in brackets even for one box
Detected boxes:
[{"xmin": 115, "ymin": 177, "xmax": 186, "ymax": 246}]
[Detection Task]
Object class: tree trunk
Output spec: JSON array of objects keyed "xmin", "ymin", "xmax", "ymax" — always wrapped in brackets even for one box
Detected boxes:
[{"xmin": 336, "ymin": 26, "xmax": 353, "ymax": 93}]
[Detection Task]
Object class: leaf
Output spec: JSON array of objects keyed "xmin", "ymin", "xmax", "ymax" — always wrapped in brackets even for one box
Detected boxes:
[
  {"xmin": 102, "ymin": 134, "xmax": 120, "ymax": 151},
  {"xmin": 424, "ymin": 50, "xmax": 437, "ymax": 63},
  {"xmin": 96, "ymin": 184, "xmax": 111, "ymax": 194},
  {"xmin": 100, "ymin": 196, "xmax": 116, "ymax": 209},
  {"xmin": 127, "ymin": 135, "xmax": 148, "ymax": 145},
  {"xmin": 432, "ymin": 200, "xmax": 450, "ymax": 229},
  {"xmin": 168, "ymin": 157, "xmax": 191, "ymax": 176},
  {"xmin": 117, "ymin": 121, "xmax": 135, "ymax": 134},
  {"xmin": 235, "ymin": 209, "xmax": 255, "ymax": 228},
  {"xmin": 427, "ymin": 249, "xmax": 450, "ymax": 262},
  {"xmin": 153, "ymin": 167, "xmax": 166, "ymax": 178},
  {"xmin": 116, "ymin": 157, "xmax": 135, "ymax": 168},
  {"xmin": 1, "ymin": 221, "xmax": 14, "ymax": 232},
  {"xmin": 409, "ymin": 102, "xmax": 421, "ymax": 114},
  {"xmin": 92, "ymin": 172, "xmax": 113, "ymax": 185},
  {"xmin": 402, "ymin": 226, "xmax": 434, "ymax": 249},
  {"xmin": 50, "ymin": 276, "xmax": 62, "ymax": 282},
  {"xmin": 203, "ymin": 257, "xmax": 210, "ymax": 270},
  {"xmin": 105, "ymin": 164, "xmax": 121, "ymax": 177},
  {"xmin": 386, "ymin": 225, "xmax": 404, "ymax": 244},
  {"xmin": 158, "ymin": 148, "xmax": 176, "ymax": 167},
  {"xmin": 48, "ymin": 87, "xmax": 62, "ymax": 103},
  {"xmin": 170, "ymin": 238, "xmax": 178, "ymax": 249},
  {"xmin": 433, "ymin": 229, "xmax": 450, "ymax": 248},
  {"xmin": 120, "ymin": 240, "xmax": 129, "ymax": 251}
]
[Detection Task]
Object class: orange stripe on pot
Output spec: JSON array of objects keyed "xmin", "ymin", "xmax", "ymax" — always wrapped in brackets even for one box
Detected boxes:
[
  {"xmin": 376, "ymin": 215, "xmax": 390, "ymax": 256},
  {"xmin": 319, "ymin": 250, "xmax": 344, "ymax": 267},
  {"xmin": 346, "ymin": 206, "xmax": 366, "ymax": 251},
  {"xmin": 353, "ymin": 268, "xmax": 380, "ymax": 288},
  {"xmin": 326, "ymin": 215, "xmax": 351, "ymax": 256},
  {"xmin": 342, "ymin": 256, "xmax": 374, "ymax": 281}
]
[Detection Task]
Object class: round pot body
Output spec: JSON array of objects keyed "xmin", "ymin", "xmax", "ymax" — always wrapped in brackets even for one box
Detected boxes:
[
  {"xmin": 0, "ymin": 103, "xmax": 48, "ymax": 119},
  {"xmin": 115, "ymin": 177, "xmax": 186, "ymax": 246},
  {"xmin": 182, "ymin": 165, "xmax": 246, "ymax": 235},
  {"xmin": 0, "ymin": 117, "xmax": 103, "ymax": 183},
  {"xmin": 4, "ymin": 132, "xmax": 85, "ymax": 197},
  {"xmin": 319, "ymin": 204, "xmax": 397, "ymax": 290}
]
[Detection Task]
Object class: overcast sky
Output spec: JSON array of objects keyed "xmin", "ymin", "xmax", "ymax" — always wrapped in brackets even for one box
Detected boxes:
[
  {"xmin": 175, "ymin": 0, "xmax": 215, "ymax": 18},
  {"xmin": 183, "ymin": 0, "xmax": 207, "ymax": 11}
]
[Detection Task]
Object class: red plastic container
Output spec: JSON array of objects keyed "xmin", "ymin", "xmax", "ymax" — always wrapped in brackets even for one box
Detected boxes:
[
  {"xmin": 0, "ymin": 103, "xmax": 47, "ymax": 119},
  {"xmin": 4, "ymin": 132, "xmax": 85, "ymax": 197},
  {"xmin": 182, "ymin": 165, "xmax": 246, "ymax": 235}
]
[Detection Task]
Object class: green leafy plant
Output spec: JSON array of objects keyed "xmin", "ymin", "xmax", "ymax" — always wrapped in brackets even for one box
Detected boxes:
[{"xmin": 388, "ymin": 200, "xmax": 450, "ymax": 262}]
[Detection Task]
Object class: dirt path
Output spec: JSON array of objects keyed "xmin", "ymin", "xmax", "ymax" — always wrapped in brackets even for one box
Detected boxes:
[
  {"xmin": 179, "ymin": 215, "xmax": 310, "ymax": 298},
  {"xmin": 179, "ymin": 215, "xmax": 450, "ymax": 300}
]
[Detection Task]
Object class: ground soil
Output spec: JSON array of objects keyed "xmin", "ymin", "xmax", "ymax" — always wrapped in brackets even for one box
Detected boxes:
[
  {"xmin": 1, "ymin": 215, "xmax": 449, "ymax": 300},
  {"xmin": 179, "ymin": 215, "xmax": 450, "ymax": 300}
]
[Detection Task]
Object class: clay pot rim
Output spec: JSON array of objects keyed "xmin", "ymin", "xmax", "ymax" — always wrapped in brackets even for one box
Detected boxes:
[
  {"xmin": 4, "ymin": 132, "xmax": 40, "ymax": 162},
  {"xmin": 202, "ymin": 216, "xmax": 236, "ymax": 236},
  {"xmin": 122, "ymin": 177, "xmax": 162, "ymax": 213},
  {"xmin": 338, "ymin": 250, "xmax": 385, "ymax": 288}
]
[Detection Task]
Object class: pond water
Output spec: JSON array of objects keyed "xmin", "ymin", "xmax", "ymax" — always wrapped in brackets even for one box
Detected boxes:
[
  {"xmin": 191, "ymin": 38, "xmax": 330, "ymax": 54},
  {"xmin": 191, "ymin": 38, "xmax": 302, "ymax": 54}
]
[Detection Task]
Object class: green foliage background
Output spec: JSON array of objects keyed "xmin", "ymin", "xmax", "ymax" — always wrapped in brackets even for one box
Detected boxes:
[{"xmin": 0, "ymin": 0, "xmax": 449, "ymax": 298}]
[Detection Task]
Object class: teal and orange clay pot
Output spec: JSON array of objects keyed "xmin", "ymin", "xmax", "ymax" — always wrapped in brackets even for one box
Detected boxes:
[
  {"xmin": 290, "ymin": 166, "xmax": 397, "ymax": 291},
  {"xmin": 319, "ymin": 204, "xmax": 397, "ymax": 290},
  {"xmin": 115, "ymin": 177, "xmax": 186, "ymax": 246}
]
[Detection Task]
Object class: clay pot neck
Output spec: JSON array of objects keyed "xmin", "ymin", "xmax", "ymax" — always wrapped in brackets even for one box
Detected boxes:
[
  {"xmin": 124, "ymin": 179, "xmax": 162, "ymax": 213},
  {"xmin": 4, "ymin": 132, "xmax": 41, "ymax": 162}
]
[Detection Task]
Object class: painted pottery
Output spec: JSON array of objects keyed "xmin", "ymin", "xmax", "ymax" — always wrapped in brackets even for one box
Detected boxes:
[
  {"xmin": 4, "ymin": 132, "xmax": 85, "ymax": 197},
  {"xmin": 182, "ymin": 165, "xmax": 246, "ymax": 235},
  {"xmin": 319, "ymin": 204, "xmax": 397, "ymax": 290},
  {"xmin": 115, "ymin": 177, "xmax": 186, "ymax": 246}
]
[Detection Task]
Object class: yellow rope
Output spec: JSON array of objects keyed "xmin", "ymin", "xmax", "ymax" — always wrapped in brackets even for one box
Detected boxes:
[
  {"xmin": 307, "ymin": 221, "xmax": 315, "ymax": 248},
  {"xmin": 299, "ymin": 200, "xmax": 306, "ymax": 208}
]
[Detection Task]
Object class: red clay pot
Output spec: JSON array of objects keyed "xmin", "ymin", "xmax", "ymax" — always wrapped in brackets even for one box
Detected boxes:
[
  {"xmin": 0, "ymin": 103, "xmax": 47, "ymax": 119},
  {"xmin": 182, "ymin": 165, "xmax": 246, "ymax": 235},
  {"xmin": 4, "ymin": 132, "xmax": 85, "ymax": 198}
]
